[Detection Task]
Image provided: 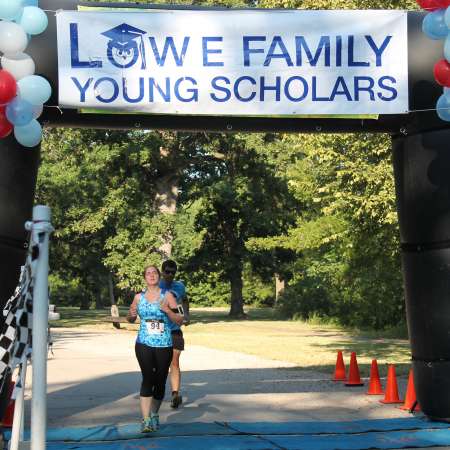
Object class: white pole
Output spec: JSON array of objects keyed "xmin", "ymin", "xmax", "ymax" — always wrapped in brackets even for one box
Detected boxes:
[
  {"xmin": 8, "ymin": 362, "xmax": 27, "ymax": 450},
  {"xmin": 26, "ymin": 205, "xmax": 53, "ymax": 450}
]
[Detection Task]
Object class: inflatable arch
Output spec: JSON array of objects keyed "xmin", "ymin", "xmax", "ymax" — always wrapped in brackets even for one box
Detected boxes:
[{"xmin": 1, "ymin": 0, "xmax": 450, "ymax": 421}]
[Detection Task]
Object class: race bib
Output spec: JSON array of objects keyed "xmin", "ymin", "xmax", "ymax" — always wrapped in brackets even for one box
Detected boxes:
[{"xmin": 146, "ymin": 320, "xmax": 164, "ymax": 335}]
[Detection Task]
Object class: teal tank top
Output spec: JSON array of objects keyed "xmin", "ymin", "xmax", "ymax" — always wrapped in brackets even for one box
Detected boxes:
[{"xmin": 136, "ymin": 291, "xmax": 172, "ymax": 348}]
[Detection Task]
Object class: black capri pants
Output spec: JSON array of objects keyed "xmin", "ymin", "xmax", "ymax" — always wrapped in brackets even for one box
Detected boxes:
[{"xmin": 135, "ymin": 342, "xmax": 173, "ymax": 400}]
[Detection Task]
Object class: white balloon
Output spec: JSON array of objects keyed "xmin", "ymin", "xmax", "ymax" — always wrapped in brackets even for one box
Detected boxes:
[
  {"xmin": 0, "ymin": 52, "xmax": 35, "ymax": 80},
  {"xmin": 0, "ymin": 21, "xmax": 28, "ymax": 54}
]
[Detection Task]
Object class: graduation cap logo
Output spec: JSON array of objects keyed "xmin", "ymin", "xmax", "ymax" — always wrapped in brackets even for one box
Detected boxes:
[{"xmin": 101, "ymin": 23, "xmax": 147, "ymax": 70}]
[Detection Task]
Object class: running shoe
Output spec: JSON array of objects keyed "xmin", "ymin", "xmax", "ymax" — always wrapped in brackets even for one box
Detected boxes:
[
  {"xmin": 141, "ymin": 417, "xmax": 153, "ymax": 433},
  {"xmin": 150, "ymin": 413, "xmax": 160, "ymax": 431},
  {"xmin": 170, "ymin": 392, "xmax": 183, "ymax": 409}
]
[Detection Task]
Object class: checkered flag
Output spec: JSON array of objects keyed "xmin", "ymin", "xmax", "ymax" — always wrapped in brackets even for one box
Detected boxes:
[{"xmin": 0, "ymin": 242, "xmax": 38, "ymax": 389}]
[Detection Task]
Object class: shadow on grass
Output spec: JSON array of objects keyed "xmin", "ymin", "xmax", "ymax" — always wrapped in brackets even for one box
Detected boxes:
[
  {"xmin": 51, "ymin": 307, "xmax": 283, "ymax": 328},
  {"xmin": 293, "ymin": 362, "xmax": 411, "ymax": 378},
  {"xmin": 189, "ymin": 307, "xmax": 283, "ymax": 324},
  {"xmin": 49, "ymin": 307, "xmax": 131, "ymax": 328},
  {"xmin": 310, "ymin": 340, "xmax": 410, "ymax": 361},
  {"xmin": 303, "ymin": 338, "xmax": 412, "ymax": 377}
]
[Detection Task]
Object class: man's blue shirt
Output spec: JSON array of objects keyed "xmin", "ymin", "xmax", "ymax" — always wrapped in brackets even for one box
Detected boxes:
[{"xmin": 159, "ymin": 280, "xmax": 186, "ymax": 331}]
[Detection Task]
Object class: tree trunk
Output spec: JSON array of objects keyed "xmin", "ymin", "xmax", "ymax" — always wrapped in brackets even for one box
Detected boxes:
[
  {"xmin": 79, "ymin": 297, "xmax": 90, "ymax": 310},
  {"xmin": 275, "ymin": 273, "xmax": 285, "ymax": 304},
  {"xmin": 108, "ymin": 273, "xmax": 115, "ymax": 306},
  {"xmin": 229, "ymin": 266, "xmax": 246, "ymax": 318},
  {"xmin": 108, "ymin": 273, "xmax": 121, "ymax": 328},
  {"xmin": 95, "ymin": 290, "xmax": 103, "ymax": 310},
  {"xmin": 154, "ymin": 172, "xmax": 179, "ymax": 258}
]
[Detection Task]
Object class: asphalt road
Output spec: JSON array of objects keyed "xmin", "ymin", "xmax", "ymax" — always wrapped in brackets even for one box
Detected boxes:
[{"xmin": 18, "ymin": 327, "xmax": 419, "ymax": 429}]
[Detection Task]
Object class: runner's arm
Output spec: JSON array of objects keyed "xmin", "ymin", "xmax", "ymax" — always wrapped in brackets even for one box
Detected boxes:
[
  {"xmin": 161, "ymin": 292, "xmax": 184, "ymax": 326},
  {"xmin": 126, "ymin": 295, "xmax": 139, "ymax": 323},
  {"xmin": 182, "ymin": 296, "xmax": 190, "ymax": 325}
]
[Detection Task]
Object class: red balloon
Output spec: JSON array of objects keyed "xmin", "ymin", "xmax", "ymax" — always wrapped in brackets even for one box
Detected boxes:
[
  {"xmin": 416, "ymin": 0, "xmax": 443, "ymax": 10},
  {"xmin": 0, "ymin": 108, "xmax": 13, "ymax": 138},
  {"xmin": 435, "ymin": 0, "xmax": 450, "ymax": 7},
  {"xmin": 0, "ymin": 70, "xmax": 17, "ymax": 106},
  {"xmin": 434, "ymin": 59, "xmax": 450, "ymax": 87}
]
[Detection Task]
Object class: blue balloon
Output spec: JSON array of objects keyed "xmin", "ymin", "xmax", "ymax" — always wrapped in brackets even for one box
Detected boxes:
[
  {"xmin": 19, "ymin": 6, "xmax": 48, "ymax": 35},
  {"xmin": 436, "ymin": 94, "xmax": 450, "ymax": 122},
  {"xmin": 14, "ymin": 119, "xmax": 42, "ymax": 147},
  {"xmin": 0, "ymin": 0, "xmax": 23, "ymax": 20},
  {"xmin": 23, "ymin": 0, "xmax": 38, "ymax": 5},
  {"xmin": 18, "ymin": 75, "xmax": 51, "ymax": 106},
  {"xmin": 445, "ymin": 35, "xmax": 450, "ymax": 63},
  {"xmin": 32, "ymin": 103, "xmax": 43, "ymax": 119},
  {"xmin": 423, "ymin": 10, "xmax": 448, "ymax": 40},
  {"xmin": 12, "ymin": 9, "xmax": 23, "ymax": 23},
  {"xmin": 445, "ymin": 5, "xmax": 450, "ymax": 28},
  {"xmin": 6, "ymin": 96, "xmax": 33, "ymax": 126}
]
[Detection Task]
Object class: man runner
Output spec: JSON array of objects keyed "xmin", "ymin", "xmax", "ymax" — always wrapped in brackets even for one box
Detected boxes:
[{"xmin": 159, "ymin": 260, "xmax": 189, "ymax": 409}]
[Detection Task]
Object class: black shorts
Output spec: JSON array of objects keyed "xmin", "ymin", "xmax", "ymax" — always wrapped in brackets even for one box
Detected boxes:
[{"xmin": 171, "ymin": 330, "xmax": 184, "ymax": 351}]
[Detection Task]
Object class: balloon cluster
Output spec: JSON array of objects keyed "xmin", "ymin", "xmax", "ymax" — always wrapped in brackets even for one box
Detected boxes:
[
  {"xmin": 0, "ymin": 0, "xmax": 51, "ymax": 147},
  {"xmin": 418, "ymin": 0, "xmax": 450, "ymax": 121}
]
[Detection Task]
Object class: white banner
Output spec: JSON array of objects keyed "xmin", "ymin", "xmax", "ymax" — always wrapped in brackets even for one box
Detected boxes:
[{"xmin": 56, "ymin": 9, "xmax": 409, "ymax": 116}]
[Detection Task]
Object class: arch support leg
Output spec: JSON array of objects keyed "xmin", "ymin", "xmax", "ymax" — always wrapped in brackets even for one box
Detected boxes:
[{"xmin": 393, "ymin": 128, "xmax": 450, "ymax": 421}]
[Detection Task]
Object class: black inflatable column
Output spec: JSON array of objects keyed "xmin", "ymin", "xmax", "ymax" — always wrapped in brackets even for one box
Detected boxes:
[
  {"xmin": 0, "ymin": 135, "xmax": 40, "ymax": 310},
  {"xmin": 0, "ymin": 135, "xmax": 39, "ymax": 418},
  {"xmin": 393, "ymin": 128, "xmax": 450, "ymax": 421}
]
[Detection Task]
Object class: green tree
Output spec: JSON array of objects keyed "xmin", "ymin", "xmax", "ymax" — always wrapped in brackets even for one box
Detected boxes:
[
  {"xmin": 259, "ymin": 133, "xmax": 404, "ymax": 328},
  {"xmin": 183, "ymin": 133, "xmax": 298, "ymax": 317},
  {"xmin": 37, "ymin": 128, "xmax": 186, "ymax": 306}
]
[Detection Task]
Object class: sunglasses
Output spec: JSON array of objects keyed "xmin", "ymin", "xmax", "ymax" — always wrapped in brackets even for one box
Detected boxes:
[{"xmin": 164, "ymin": 269, "xmax": 176, "ymax": 275}]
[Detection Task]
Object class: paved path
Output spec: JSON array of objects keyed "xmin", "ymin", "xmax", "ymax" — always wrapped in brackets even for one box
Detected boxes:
[{"xmin": 22, "ymin": 327, "xmax": 416, "ymax": 428}]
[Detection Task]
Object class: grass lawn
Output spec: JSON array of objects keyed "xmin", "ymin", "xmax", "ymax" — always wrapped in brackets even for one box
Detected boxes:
[
  {"xmin": 49, "ymin": 306, "xmax": 129, "ymax": 328},
  {"xmin": 51, "ymin": 306, "xmax": 412, "ymax": 377}
]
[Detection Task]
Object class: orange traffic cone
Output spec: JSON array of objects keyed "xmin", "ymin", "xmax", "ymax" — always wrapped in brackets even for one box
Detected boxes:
[
  {"xmin": 380, "ymin": 364, "xmax": 402, "ymax": 404},
  {"xmin": 345, "ymin": 352, "xmax": 364, "ymax": 386},
  {"xmin": 400, "ymin": 368, "xmax": 421, "ymax": 412},
  {"xmin": 367, "ymin": 359, "xmax": 383, "ymax": 395},
  {"xmin": 333, "ymin": 350, "xmax": 347, "ymax": 381},
  {"xmin": 0, "ymin": 381, "xmax": 15, "ymax": 428}
]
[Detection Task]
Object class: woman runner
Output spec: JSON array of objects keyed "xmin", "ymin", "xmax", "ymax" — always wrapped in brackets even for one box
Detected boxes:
[{"xmin": 127, "ymin": 265, "xmax": 183, "ymax": 432}]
